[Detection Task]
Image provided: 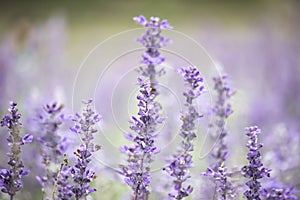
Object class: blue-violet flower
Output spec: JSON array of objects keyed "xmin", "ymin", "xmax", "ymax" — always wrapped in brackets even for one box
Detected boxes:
[
  {"xmin": 163, "ymin": 66, "xmax": 204, "ymax": 199},
  {"xmin": 0, "ymin": 101, "xmax": 32, "ymax": 200}
]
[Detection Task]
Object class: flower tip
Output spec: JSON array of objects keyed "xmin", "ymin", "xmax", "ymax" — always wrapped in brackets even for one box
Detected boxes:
[
  {"xmin": 22, "ymin": 134, "xmax": 33, "ymax": 144},
  {"xmin": 82, "ymin": 99, "xmax": 93, "ymax": 104},
  {"xmin": 133, "ymin": 15, "xmax": 147, "ymax": 26},
  {"xmin": 9, "ymin": 101, "xmax": 17, "ymax": 107}
]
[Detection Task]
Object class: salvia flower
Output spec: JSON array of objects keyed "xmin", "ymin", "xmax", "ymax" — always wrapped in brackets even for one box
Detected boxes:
[
  {"xmin": 35, "ymin": 102, "xmax": 67, "ymax": 199},
  {"xmin": 69, "ymin": 99, "xmax": 101, "ymax": 200},
  {"xmin": 210, "ymin": 75, "xmax": 235, "ymax": 170},
  {"xmin": 119, "ymin": 78, "xmax": 164, "ymax": 200},
  {"xmin": 134, "ymin": 15, "xmax": 172, "ymax": 96},
  {"xmin": 54, "ymin": 155, "xmax": 73, "ymax": 200},
  {"xmin": 261, "ymin": 187, "xmax": 298, "ymax": 200},
  {"xmin": 0, "ymin": 101, "xmax": 32, "ymax": 200},
  {"xmin": 241, "ymin": 126, "xmax": 271, "ymax": 200},
  {"xmin": 163, "ymin": 66, "xmax": 204, "ymax": 199},
  {"xmin": 202, "ymin": 164, "xmax": 236, "ymax": 200}
]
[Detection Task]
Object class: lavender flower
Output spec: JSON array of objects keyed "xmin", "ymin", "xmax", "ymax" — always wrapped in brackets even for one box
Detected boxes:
[
  {"xmin": 134, "ymin": 15, "xmax": 172, "ymax": 96},
  {"xmin": 54, "ymin": 155, "xmax": 73, "ymax": 200},
  {"xmin": 202, "ymin": 164, "xmax": 236, "ymax": 200},
  {"xmin": 119, "ymin": 78, "xmax": 163, "ymax": 200},
  {"xmin": 241, "ymin": 126, "xmax": 271, "ymax": 200},
  {"xmin": 163, "ymin": 66, "xmax": 204, "ymax": 199},
  {"xmin": 261, "ymin": 187, "xmax": 298, "ymax": 200},
  {"xmin": 210, "ymin": 75, "xmax": 235, "ymax": 170},
  {"xmin": 55, "ymin": 165, "xmax": 73, "ymax": 200},
  {"xmin": 69, "ymin": 99, "xmax": 101, "ymax": 200},
  {"xmin": 0, "ymin": 102, "xmax": 32, "ymax": 200},
  {"xmin": 35, "ymin": 102, "xmax": 67, "ymax": 199}
]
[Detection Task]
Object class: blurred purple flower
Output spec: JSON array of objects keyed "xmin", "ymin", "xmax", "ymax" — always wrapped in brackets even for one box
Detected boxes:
[
  {"xmin": 261, "ymin": 187, "xmax": 298, "ymax": 200},
  {"xmin": 0, "ymin": 102, "xmax": 32, "ymax": 200},
  {"xmin": 209, "ymin": 75, "xmax": 235, "ymax": 170},
  {"xmin": 163, "ymin": 66, "xmax": 204, "ymax": 199},
  {"xmin": 34, "ymin": 102, "xmax": 68, "ymax": 199}
]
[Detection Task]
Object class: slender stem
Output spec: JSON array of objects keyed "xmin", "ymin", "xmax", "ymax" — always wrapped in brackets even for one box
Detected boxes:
[{"xmin": 10, "ymin": 194, "xmax": 14, "ymax": 200}]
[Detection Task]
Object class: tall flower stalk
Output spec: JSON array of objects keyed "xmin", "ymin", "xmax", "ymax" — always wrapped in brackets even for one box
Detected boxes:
[
  {"xmin": 202, "ymin": 164, "xmax": 236, "ymax": 200},
  {"xmin": 119, "ymin": 78, "xmax": 163, "ymax": 200},
  {"xmin": 202, "ymin": 75, "xmax": 236, "ymax": 199},
  {"xmin": 35, "ymin": 102, "xmax": 67, "ymax": 199},
  {"xmin": 133, "ymin": 15, "xmax": 172, "ymax": 96},
  {"xmin": 0, "ymin": 102, "xmax": 33, "ymax": 200},
  {"xmin": 69, "ymin": 99, "xmax": 101, "ymax": 200},
  {"xmin": 163, "ymin": 66, "xmax": 204, "ymax": 199},
  {"xmin": 241, "ymin": 126, "xmax": 271, "ymax": 200},
  {"xmin": 210, "ymin": 75, "xmax": 234, "ymax": 170}
]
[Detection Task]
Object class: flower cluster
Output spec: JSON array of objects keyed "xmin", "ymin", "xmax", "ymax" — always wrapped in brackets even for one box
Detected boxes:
[
  {"xmin": 261, "ymin": 187, "xmax": 298, "ymax": 200},
  {"xmin": 69, "ymin": 99, "xmax": 101, "ymax": 199},
  {"xmin": 134, "ymin": 15, "xmax": 172, "ymax": 96},
  {"xmin": 0, "ymin": 102, "xmax": 32, "ymax": 200},
  {"xmin": 241, "ymin": 126, "xmax": 271, "ymax": 200},
  {"xmin": 163, "ymin": 66, "xmax": 204, "ymax": 199},
  {"xmin": 35, "ymin": 102, "xmax": 67, "ymax": 199},
  {"xmin": 210, "ymin": 75, "xmax": 235, "ymax": 170},
  {"xmin": 119, "ymin": 78, "xmax": 163, "ymax": 199},
  {"xmin": 202, "ymin": 164, "xmax": 236, "ymax": 200},
  {"xmin": 55, "ymin": 163, "xmax": 73, "ymax": 200}
]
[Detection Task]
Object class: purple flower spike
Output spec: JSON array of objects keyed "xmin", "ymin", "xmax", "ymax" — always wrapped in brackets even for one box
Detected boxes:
[
  {"xmin": 242, "ymin": 126, "xmax": 271, "ymax": 200},
  {"xmin": 261, "ymin": 187, "xmax": 298, "ymax": 200},
  {"xmin": 163, "ymin": 66, "xmax": 204, "ymax": 199},
  {"xmin": 119, "ymin": 78, "xmax": 164, "ymax": 199},
  {"xmin": 35, "ymin": 102, "xmax": 67, "ymax": 199},
  {"xmin": 0, "ymin": 102, "xmax": 31, "ymax": 199},
  {"xmin": 202, "ymin": 164, "xmax": 236, "ymax": 200},
  {"xmin": 210, "ymin": 75, "xmax": 235, "ymax": 170},
  {"xmin": 134, "ymin": 15, "xmax": 172, "ymax": 97},
  {"xmin": 69, "ymin": 99, "xmax": 100, "ymax": 199}
]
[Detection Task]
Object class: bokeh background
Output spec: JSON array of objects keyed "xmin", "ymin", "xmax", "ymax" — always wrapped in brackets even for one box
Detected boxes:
[{"xmin": 0, "ymin": 0, "xmax": 299, "ymax": 199}]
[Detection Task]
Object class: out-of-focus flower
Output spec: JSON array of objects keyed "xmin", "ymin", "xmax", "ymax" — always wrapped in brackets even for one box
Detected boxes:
[
  {"xmin": 261, "ymin": 187, "xmax": 298, "ymax": 200},
  {"xmin": 209, "ymin": 75, "xmax": 234, "ymax": 170},
  {"xmin": 0, "ymin": 102, "xmax": 32, "ymax": 200},
  {"xmin": 35, "ymin": 102, "xmax": 67, "ymax": 199},
  {"xmin": 163, "ymin": 66, "xmax": 204, "ymax": 199},
  {"xmin": 119, "ymin": 78, "xmax": 163, "ymax": 199},
  {"xmin": 241, "ymin": 126, "xmax": 271, "ymax": 200}
]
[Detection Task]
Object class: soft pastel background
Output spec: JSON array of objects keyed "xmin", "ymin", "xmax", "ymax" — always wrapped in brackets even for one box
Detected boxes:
[{"xmin": 0, "ymin": 1, "xmax": 299, "ymax": 199}]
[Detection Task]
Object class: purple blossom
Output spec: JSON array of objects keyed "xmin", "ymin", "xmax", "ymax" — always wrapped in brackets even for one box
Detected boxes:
[
  {"xmin": 261, "ymin": 187, "xmax": 298, "ymax": 200},
  {"xmin": 119, "ymin": 78, "xmax": 163, "ymax": 199},
  {"xmin": 69, "ymin": 99, "xmax": 100, "ymax": 200},
  {"xmin": 241, "ymin": 126, "xmax": 271, "ymax": 200},
  {"xmin": 35, "ymin": 102, "xmax": 67, "ymax": 199},
  {"xmin": 163, "ymin": 66, "xmax": 204, "ymax": 199},
  {"xmin": 56, "ymin": 165, "xmax": 73, "ymax": 200},
  {"xmin": 0, "ymin": 102, "xmax": 32, "ymax": 200},
  {"xmin": 210, "ymin": 75, "xmax": 235, "ymax": 170},
  {"xmin": 134, "ymin": 15, "xmax": 172, "ymax": 96},
  {"xmin": 202, "ymin": 164, "xmax": 236, "ymax": 200}
]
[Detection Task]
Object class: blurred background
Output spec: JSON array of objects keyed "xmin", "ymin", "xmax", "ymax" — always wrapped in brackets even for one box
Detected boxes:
[{"xmin": 0, "ymin": 0, "xmax": 299, "ymax": 199}]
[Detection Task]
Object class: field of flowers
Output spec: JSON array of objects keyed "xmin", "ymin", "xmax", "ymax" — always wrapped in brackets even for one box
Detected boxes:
[{"xmin": 0, "ymin": 1, "xmax": 299, "ymax": 200}]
